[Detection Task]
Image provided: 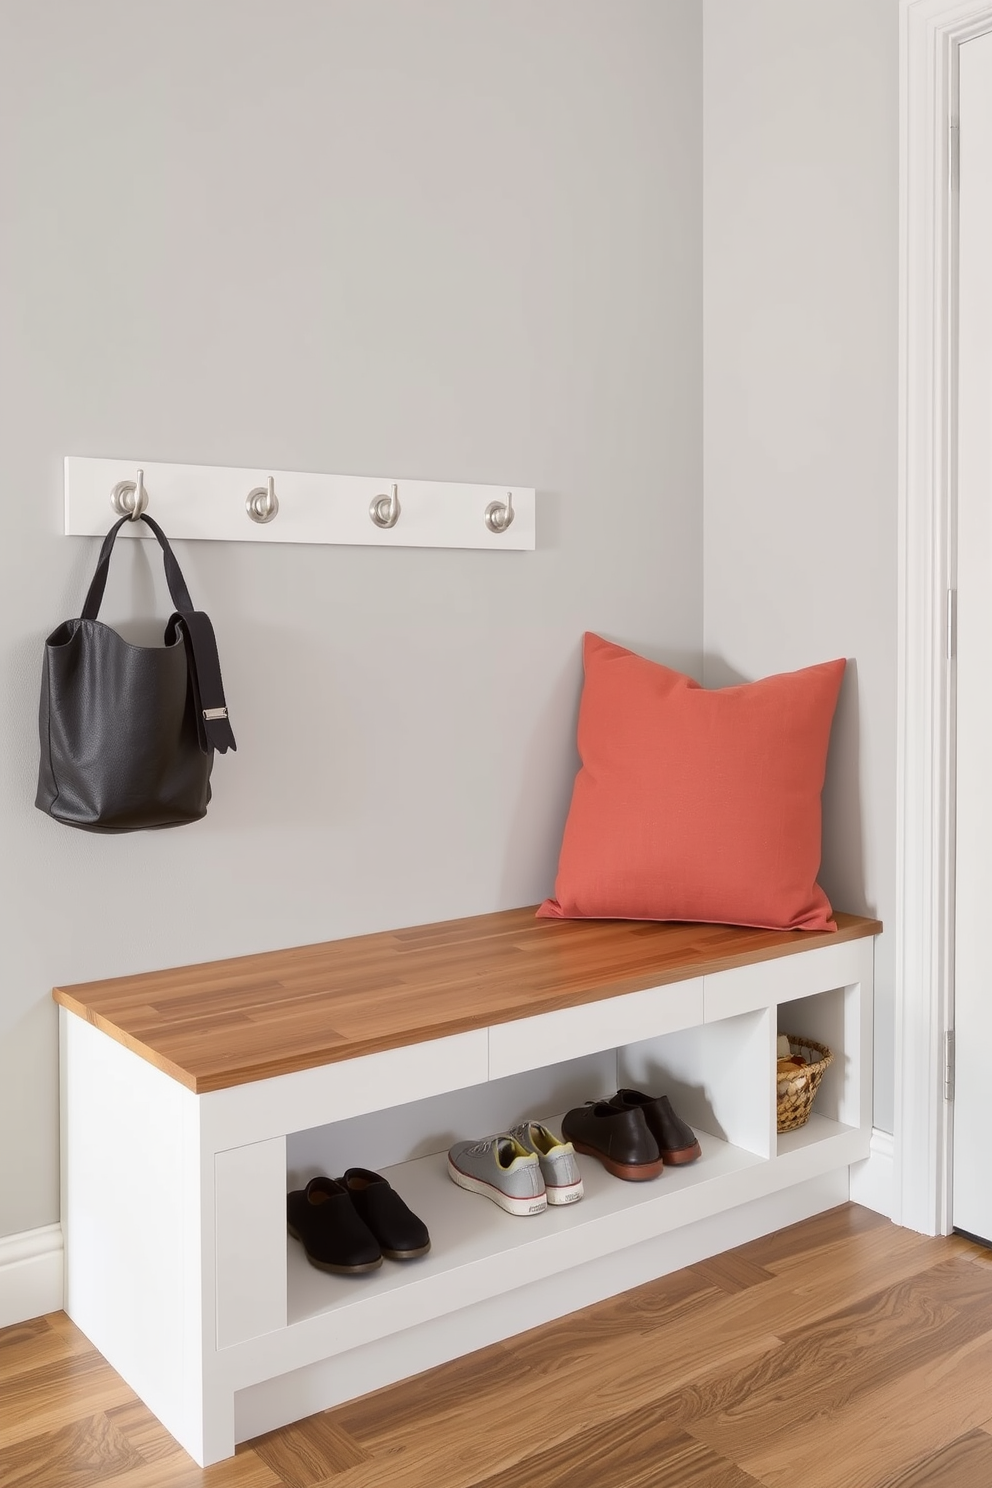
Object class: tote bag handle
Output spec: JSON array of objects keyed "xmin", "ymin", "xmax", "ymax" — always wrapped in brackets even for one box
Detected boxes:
[
  {"xmin": 81, "ymin": 513, "xmax": 196, "ymax": 620},
  {"xmin": 80, "ymin": 514, "xmax": 236, "ymax": 754}
]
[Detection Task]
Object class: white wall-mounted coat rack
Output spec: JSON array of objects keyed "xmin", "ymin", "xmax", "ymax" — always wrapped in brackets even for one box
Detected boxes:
[{"xmin": 64, "ymin": 458, "xmax": 537, "ymax": 551}]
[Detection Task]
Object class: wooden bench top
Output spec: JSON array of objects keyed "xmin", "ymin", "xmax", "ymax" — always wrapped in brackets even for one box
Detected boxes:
[{"xmin": 52, "ymin": 908, "xmax": 881, "ymax": 1094}]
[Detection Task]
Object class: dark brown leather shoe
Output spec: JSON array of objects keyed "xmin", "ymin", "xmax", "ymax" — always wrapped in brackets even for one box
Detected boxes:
[
  {"xmin": 561, "ymin": 1102, "xmax": 663, "ymax": 1181},
  {"xmin": 608, "ymin": 1089, "xmax": 702, "ymax": 1164}
]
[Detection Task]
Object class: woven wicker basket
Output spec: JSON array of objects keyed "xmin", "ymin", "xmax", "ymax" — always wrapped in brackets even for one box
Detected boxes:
[{"xmin": 776, "ymin": 1035, "xmax": 833, "ymax": 1133}]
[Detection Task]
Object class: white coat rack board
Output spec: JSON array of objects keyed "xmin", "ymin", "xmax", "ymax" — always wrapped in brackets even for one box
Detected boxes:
[{"xmin": 64, "ymin": 458, "xmax": 537, "ymax": 551}]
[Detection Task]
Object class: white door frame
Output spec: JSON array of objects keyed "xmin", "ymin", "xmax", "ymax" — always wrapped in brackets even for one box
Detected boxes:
[{"xmin": 897, "ymin": 0, "xmax": 992, "ymax": 1235}]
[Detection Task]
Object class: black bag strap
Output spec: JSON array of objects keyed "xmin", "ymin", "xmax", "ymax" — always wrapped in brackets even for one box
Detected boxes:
[
  {"xmin": 83, "ymin": 514, "xmax": 236, "ymax": 755},
  {"xmin": 166, "ymin": 611, "xmax": 237, "ymax": 754},
  {"xmin": 81, "ymin": 513, "xmax": 195, "ymax": 619}
]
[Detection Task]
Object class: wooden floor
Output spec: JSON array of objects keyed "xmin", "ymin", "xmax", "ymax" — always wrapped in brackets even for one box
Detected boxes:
[{"xmin": 3, "ymin": 1204, "xmax": 992, "ymax": 1488}]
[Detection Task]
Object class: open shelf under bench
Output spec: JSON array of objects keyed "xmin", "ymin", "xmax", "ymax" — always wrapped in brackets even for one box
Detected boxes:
[{"xmin": 55, "ymin": 906, "xmax": 880, "ymax": 1466}]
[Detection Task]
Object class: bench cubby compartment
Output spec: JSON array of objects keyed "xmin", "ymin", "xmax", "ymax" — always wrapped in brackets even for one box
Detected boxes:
[
  {"xmin": 620, "ymin": 1008, "xmax": 775, "ymax": 1159},
  {"xmin": 286, "ymin": 1049, "xmax": 620, "ymax": 1183}
]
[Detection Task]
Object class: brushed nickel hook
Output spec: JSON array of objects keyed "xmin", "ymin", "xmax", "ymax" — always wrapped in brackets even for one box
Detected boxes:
[
  {"xmin": 485, "ymin": 490, "xmax": 515, "ymax": 534},
  {"xmin": 246, "ymin": 475, "xmax": 279, "ymax": 524},
  {"xmin": 370, "ymin": 482, "xmax": 400, "ymax": 530},
  {"xmin": 110, "ymin": 468, "xmax": 149, "ymax": 521}
]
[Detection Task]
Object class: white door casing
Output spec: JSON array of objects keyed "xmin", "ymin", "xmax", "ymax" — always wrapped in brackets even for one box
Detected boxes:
[
  {"xmin": 951, "ymin": 25, "xmax": 992, "ymax": 1243},
  {"xmin": 898, "ymin": 0, "xmax": 992, "ymax": 1237}
]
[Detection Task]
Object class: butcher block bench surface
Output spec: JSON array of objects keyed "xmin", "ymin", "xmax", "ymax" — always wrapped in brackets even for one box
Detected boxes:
[{"xmin": 52, "ymin": 907, "xmax": 881, "ymax": 1094}]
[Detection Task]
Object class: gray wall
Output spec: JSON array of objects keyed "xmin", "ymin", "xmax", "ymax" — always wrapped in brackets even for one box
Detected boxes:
[
  {"xmin": 702, "ymin": 0, "xmax": 899, "ymax": 1129},
  {"xmin": 0, "ymin": 1, "xmax": 703, "ymax": 1237}
]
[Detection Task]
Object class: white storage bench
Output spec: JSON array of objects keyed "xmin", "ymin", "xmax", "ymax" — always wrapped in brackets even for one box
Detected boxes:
[{"xmin": 55, "ymin": 906, "xmax": 879, "ymax": 1466}]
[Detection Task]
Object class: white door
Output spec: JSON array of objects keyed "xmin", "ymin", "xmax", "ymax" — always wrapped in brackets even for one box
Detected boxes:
[{"xmin": 954, "ymin": 27, "xmax": 992, "ymax": 1243}]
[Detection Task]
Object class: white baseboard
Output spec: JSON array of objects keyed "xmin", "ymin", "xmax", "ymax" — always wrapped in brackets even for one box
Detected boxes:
[
  {"xmin": 0, "ymin": 1224, "xmax": 64, "ymax": 1328},
  {"xmin": 848, "ymin": 1128, "xmax": 895, "ymax": 1218}
]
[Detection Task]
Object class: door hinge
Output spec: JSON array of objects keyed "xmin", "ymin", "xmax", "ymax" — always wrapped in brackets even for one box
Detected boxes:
[
  {"xmin": 947, "ymin": 588, "xmax": 957, "ymax": 661},
  {"xmin": 945, "ymin": 1028, "xmax": 955, "ymax": 1101},
  {"xmin": 950, "ymin": 117, "xmax": 960, "ymax": 193}
]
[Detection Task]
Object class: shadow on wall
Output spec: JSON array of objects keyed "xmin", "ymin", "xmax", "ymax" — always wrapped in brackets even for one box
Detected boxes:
[
  {"xmin": 700, "ymin": 652, "xmax": 869, "ymax": 922},
  {"xmin": 498, "ymin": 640, "xmax": 583, "ymax": 910},
  {"xmin": 818, "ymin": 657, "xmax": 868, "ymax": 919}
]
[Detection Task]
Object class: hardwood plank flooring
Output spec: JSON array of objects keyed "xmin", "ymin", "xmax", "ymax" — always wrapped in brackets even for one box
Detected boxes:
[
  {"xmin": 251, "ymin": 1417, "xmax": 369, "ymax": 1485},
  {"xmin": 0, "ymin": 1413, "xmax": 141, "ymax": 1488},
  {"xmin": 1, "ymin": 1205, "xmax": 989, "ymax": 1488},
  {"xmin": 878, "ymin": 1431, "xmax": 992, "ymax": 1488}
]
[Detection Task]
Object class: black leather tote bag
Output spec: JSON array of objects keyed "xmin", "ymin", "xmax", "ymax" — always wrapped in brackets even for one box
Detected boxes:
[{"xmin": 36, "ymin": 514, "xmax": 236, "ymax": 832}]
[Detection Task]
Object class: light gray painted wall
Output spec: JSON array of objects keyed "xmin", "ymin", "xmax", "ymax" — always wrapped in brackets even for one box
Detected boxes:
[
  {"xmin": 702, "ymin": 0, "xmax": 899, "ymax": 1130},
  {"xmin": 0, "ymin": 0, "xmax": 703, "ymax": 1237}
]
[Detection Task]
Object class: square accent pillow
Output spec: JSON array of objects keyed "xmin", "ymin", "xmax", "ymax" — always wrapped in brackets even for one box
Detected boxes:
[{"xmin": 538, "ymin": 634, "xmax": 846, "ymax": 932}]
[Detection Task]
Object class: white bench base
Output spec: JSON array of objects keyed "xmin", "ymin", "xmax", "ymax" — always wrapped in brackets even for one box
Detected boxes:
[{"xmin": 59, "ymin": 931, "xmax": 873, "ymax": 1466}]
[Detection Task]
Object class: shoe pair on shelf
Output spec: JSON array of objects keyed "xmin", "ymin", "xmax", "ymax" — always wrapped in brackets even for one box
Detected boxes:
[
  {"xmin": 287, "ymin": 1168, "xmax": 431, "ymax": 1275},
  {"xmin": 447, "ymin": 1121, "xmax": 584, "ymax": 1216},
  {"xmin": 561, "ymin": 1088, "xmax": 702, "ymax": 1182}
]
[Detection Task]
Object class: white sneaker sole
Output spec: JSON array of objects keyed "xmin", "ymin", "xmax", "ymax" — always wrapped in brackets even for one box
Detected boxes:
[
  {"xmin": 545, "ymin": 1179, "xmax": 584, "ymax": 1205},
  {"xmin": 447, "ymin": 1158, "xmax": 548, "ymax": 1216}
]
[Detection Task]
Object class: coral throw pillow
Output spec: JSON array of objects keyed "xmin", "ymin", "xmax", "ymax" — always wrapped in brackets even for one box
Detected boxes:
[{"xmin": 538, "ymin": 634, "xmax": 846, "ymax": 932}]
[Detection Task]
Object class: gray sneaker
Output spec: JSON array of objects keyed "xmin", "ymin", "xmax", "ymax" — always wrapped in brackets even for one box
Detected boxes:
[
  {"xmin": 447, "ymin": 1134, "xmax": 547, "ymax": 1216},
  {"xmin": 507, "ymin": 1121, "xmax": 584, "ymax": 1205}
]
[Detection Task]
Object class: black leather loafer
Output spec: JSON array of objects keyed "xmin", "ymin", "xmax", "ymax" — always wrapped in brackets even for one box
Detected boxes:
[
  {"xmin": 339, "ymin": 1168, "xmax": 431, "ymax": 1260},
  {"xmin": 608, "ymin": 1089, "xmax": 702, "ymax": 1164},
  {"xmin": 287, "ymin": 1176, "xmax": 383, "ymax": 1274},
  {"xmin": 560, "ymin": 1102, "xmax": 663, "ymax": 1181}
]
